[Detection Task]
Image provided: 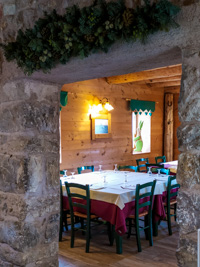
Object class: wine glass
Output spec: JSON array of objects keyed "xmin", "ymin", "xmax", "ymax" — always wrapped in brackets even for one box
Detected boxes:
[
  {"xmin": 124, "ymin": 172, "xmax": 128, "ymax": 183},
  {"xmin": 114, "ymin": 164, "xmax": 118, "ymax": 172},
  {"xmin": 148, "ymin": 167, "xmax": 152, "ymax": 176},
  {"xmin": 71, "ymin": 172, "xmax": 75, "ymax": 179},
  {"xmin": 103, "ymin": 175, "xmax": 107, "ymax": 184},
  {"xmin": 157, "ymin": 169, "xmax": 161, "ymax": 177},
  {"xmin": 63, "ymin": 169, "xmax": 67, "ymax": 177},
  {"xmin": 99, "ymin": 165, "xmax": 102, "ymax": 172}
]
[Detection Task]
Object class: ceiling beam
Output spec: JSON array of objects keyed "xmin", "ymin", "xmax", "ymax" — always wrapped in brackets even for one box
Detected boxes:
[
  {"xmin": 143, "ymin": 81, "xmax": 181, "ymax": 88},
  {"xmin": 106, "ymin": 64, "xmax": 182, "ymax": 84},
  {"xmin": 164, "ymin": 86, "xmax": 180, "ymax": 94}
]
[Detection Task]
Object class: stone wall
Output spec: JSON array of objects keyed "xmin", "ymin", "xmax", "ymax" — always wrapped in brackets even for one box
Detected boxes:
[
  {"xmin": 0, "ymin": 79, "xmax": 60, "ymax": 266},
  {"xmin": 176, "ymin": 47, "xmax": 200, "ymax": 267},
  {"xmin": 0, "ymin": 0, "xmax": 200, "ymax": 267}
]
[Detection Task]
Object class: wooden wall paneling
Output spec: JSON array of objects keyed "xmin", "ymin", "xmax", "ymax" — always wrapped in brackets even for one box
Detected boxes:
[
  {"xmin": 60, "ymin": 78, "xmax": 164, "ymax": 171},
  {"xmin": 164, "ymin": 93, "xmax": 174, "ymax": 162},
  {"xmin": 173, "ymin": 93, "xmax": 181, "ymax": 160}
]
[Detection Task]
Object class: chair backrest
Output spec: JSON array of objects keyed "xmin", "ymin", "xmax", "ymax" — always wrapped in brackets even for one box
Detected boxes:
[
  {"xmin": 136, "ymin": 158, "xmax": 149, "ymax": 172},
  {"xmin": 135, "ymin": 180, "xmax": 156, "ymax": 218},
  {"xmin": 60, "ymin": 170, "xmax": 64, "ymax": 175},
  {"xmin": 118, "ymin": 165, "xmax": 138, "ymax": 172},
  {"xmin": 155, "ymin": 156, "xmax": 166, "ymax": 164},
  {"xmin": 167, "ymin": 176, "xmax": 180, "ymax": 205},
  {"xmin": 146, "ymin": 163, "xmax": 164, "ymax": 169},
  {"xmin": 65, "ymin": 182, "xmax": 90, "ymax": 220},
  {"xmin": 77, "ymin": 165, "xmax": 94, "ymax": 174}
]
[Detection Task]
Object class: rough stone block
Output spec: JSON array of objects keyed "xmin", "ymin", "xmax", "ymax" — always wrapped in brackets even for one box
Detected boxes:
[
  {"xmin": 0, "ymin": 220, "xmax": 40, "ymax": 252},
  {"xmin": 25, "ymin": 242, "xmax": 58, "ymax": 266},
  {"xmin": 177, "ymin": 187, "xmax": 200, "ymax": 234},
  {"xmin": 0, "ymin": 154, "xmax": 53, "ymax": 194},
  {"xmin": 0, "ymin": 134, "xmax": 59, "ymax": 155},
  {"xmin": 0, "ymin": 192, "xmax": 27, "ymax": 221},
  {"xmin": 0, "ymin": 100, "xmax": 59, "ymax": 133},
  {"xmin": 1, "ymin": 81, "xmax": 59, "ymax": 104},
  {"xmin": 0, "ymin": 155, "xmax": 29, "ymax": 193},
  {"xmin": 177, "ymin": 123, "xmax": 200, "ymax": 151},
  {"xmin": 26, "ymin": 195, "xmax": 59, "ymax": 221},
  {"xmin": 177, "ymin": 152, "xmax": 200, "ymax": 188},
  {"xmin": 176, "ymin": 231, "xmax": 197, "ymax": 267},
  {"xmin": 45, "ymin": 213, "xmax": 59, "ymax": 243},
  {"xmin": 0, "ymin": 243, "xmax": 26, "ymax": 266},
  {"xmin": 179, "ymin": 57, "xmax": 200, "ymax": 122},
  {"xmin": 45, "ymin": 157, "xmax": 60, "ymax": 190},
  {"xmin": 3, "ymin": 4, "xmax": 16, "ymax": 16}
]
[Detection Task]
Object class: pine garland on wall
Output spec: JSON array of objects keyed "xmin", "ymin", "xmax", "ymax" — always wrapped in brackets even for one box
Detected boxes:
[{"xmin": 0, "ymin": 0, "xmax": 180, "ymax": 75}]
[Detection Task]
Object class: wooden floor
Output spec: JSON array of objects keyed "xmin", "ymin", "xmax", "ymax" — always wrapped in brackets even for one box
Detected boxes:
[{"xmin": 59, "ymin": 220, "xmax": 179, "ymax": 267}]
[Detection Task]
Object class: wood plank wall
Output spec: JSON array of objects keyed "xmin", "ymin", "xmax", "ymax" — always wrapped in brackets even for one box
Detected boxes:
[
  {"xmin": 173, "ymin": 93, "xmax": 181, "ymax": 160},
  {"xmin": 60, "ymin": 79, "xmax": 165, "ymax": 172}
]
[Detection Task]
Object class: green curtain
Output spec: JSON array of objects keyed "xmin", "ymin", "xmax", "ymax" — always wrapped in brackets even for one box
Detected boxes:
[
  {"xmin": 60, "ymin": 91, "xmax": 68, "ymax": 111},
  {"xmin": 130, "ymin": 99, "xmax": 155, "ymax": 115}
]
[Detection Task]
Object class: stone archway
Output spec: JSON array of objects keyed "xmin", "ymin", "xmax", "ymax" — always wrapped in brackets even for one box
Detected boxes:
[{"xmin": 0, "ymin": 2, "xmax": 199, "ymax": 267}]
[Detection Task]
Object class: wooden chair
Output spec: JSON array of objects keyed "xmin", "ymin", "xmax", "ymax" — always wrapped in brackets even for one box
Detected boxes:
[
  {"xmin": 146, "ymin": 163, "xmax": 164, "ymax": 169},
  {"xmin": 127, "ymin": 180, "xmax": 156, "ymax": 252},
  {"xmin": 136, "ymin": 158, "xmax": 149, "ymax": 172},
  {"xmin": 77, "ymin": 165, "xmax": 94, "ymax": 174},
  {"xmin": 163, "ymin": 176, "xmax": 180, "ymax": 235},
  {"xmin": 65, "ymin": 182, "xmax": 99, "ymax": 253},
  {"xmin": 118, "ymin": 165, "xmax": 138, "ymax": 172},
  {"xmin": 59, "ymin": 180, "xmax": 69, "ymax": 241},
  {"xmin": 155, "ymin": 156, "xmax": 166, "ymax": 164}
]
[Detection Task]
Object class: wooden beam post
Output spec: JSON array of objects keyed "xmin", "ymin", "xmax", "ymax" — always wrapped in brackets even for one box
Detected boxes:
[{"xmin": 164, "ymin": 93, "xmax": 174, "ymax": 162}]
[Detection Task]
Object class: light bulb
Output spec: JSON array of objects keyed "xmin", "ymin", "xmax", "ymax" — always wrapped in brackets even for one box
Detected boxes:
[{"xmin": 104, "ymin": 102, "xmax": 114, "ymax": 111}]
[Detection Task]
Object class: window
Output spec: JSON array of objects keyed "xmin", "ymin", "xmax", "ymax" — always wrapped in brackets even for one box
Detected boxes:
[{"xmin": 132, "ymin": 112, "xmax": 151, "ymax": 154}]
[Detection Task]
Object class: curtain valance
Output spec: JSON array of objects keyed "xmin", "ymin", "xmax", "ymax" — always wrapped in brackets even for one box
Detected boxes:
[
  {"xmin": 60, "ymin": 91, "xmax": 68, "ymax": 111},
  {"xmin": 130, "ymin": 99, "xmax": 155, "ymax": 116}
]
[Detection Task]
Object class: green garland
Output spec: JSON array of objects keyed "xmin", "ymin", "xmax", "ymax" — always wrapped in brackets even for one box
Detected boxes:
[{"xmin": 0, "ymin": 0, "xmax": 180, "ymax": 75}]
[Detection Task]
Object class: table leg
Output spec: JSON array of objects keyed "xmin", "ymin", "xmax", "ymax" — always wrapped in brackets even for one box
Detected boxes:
[
  {"xmin": 153, "ymin": 221, "xmax": 159, "ymax": 236},
  {"xmin": 115, "ymin": 231, "xmax": 123, "ymax": 254}
]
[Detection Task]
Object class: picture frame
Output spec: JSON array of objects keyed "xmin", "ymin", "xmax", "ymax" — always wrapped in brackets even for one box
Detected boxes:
[{"xmin": 91, "ymin": 113, "xmax": 111, "ymax": 140}]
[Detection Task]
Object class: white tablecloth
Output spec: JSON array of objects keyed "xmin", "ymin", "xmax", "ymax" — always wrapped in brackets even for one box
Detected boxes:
[{"xmin": 61, "ymin": 170, "xmax": 176, "ymax": 210}]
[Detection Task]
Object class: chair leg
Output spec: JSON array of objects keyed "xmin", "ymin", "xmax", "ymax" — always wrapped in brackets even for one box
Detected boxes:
[
  {"xmin": 148, "ymin": 215, "xmax": 153, "ymax": 246},
  {"xmin": 167, "ymin": 206, "xmax": 172, "ymax": 236},
  {"xmin": 135, "ymin": 218, "xmax": 142, "ymax": 252},
  {"xmin": 107, "ymin": 222, "xmax": 115, "ymax": 246},
  {"xmin": 59, "ymin": 211, "xmax": 63, "ymax": 242},
  {"xmin": 127, "ymin": 218, "xmax": 132, "ymax": 239},
  {"xmin": 174, "ymin": 203, "xmax": 177, "ymax": 221},
  {"xmin": 86, "ymin": 218, "xmax": 90, "ymax": 253},
  {"xmin": 80, "ymin": 218, "xmax": 85, "ymax": 235},
  {"xmin": 63, "ymin": 211, "xmax": 68, "ymax": 231},
  {"xmin": 144, "ymin": 216, "xmax": 149, "ymax": 240},
  {"xmin": 71, "ymin": 216, "xmax": 75, "ymax": 248}
]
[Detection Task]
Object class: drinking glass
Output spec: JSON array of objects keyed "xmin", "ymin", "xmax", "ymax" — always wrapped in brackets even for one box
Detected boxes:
[
  {"xmin": 114, "ymin": 164, "xmax": 118, "ymax": 172},
  {"xmin": 103, "ymin": 175, "xmax": 107, "ymax": 184},
  {"xmin": 148, "ymin": 167, "xmax": 152, "ymax": 176},
  {"xmin": 71, "ymin": 172, "xmax": 75, "ymax": 179},
  {"xmin": 157, "ymin": 169, "xmax": 161, "ymax": 177},
  {"xmin": 63, "ymin": 170, "xmax": 67, "ymax": 177}
]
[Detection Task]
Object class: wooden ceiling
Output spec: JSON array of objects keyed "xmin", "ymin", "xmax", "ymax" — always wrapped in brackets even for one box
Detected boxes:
[{"xmin": 106, "ymin": 64, "xmax": 182, "ymax": 92}]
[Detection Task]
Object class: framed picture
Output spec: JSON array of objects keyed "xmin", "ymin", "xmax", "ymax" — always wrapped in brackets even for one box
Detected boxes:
[{"xmin": 91, "ymin": 114, "xmax": 111, "ymax": 140}]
